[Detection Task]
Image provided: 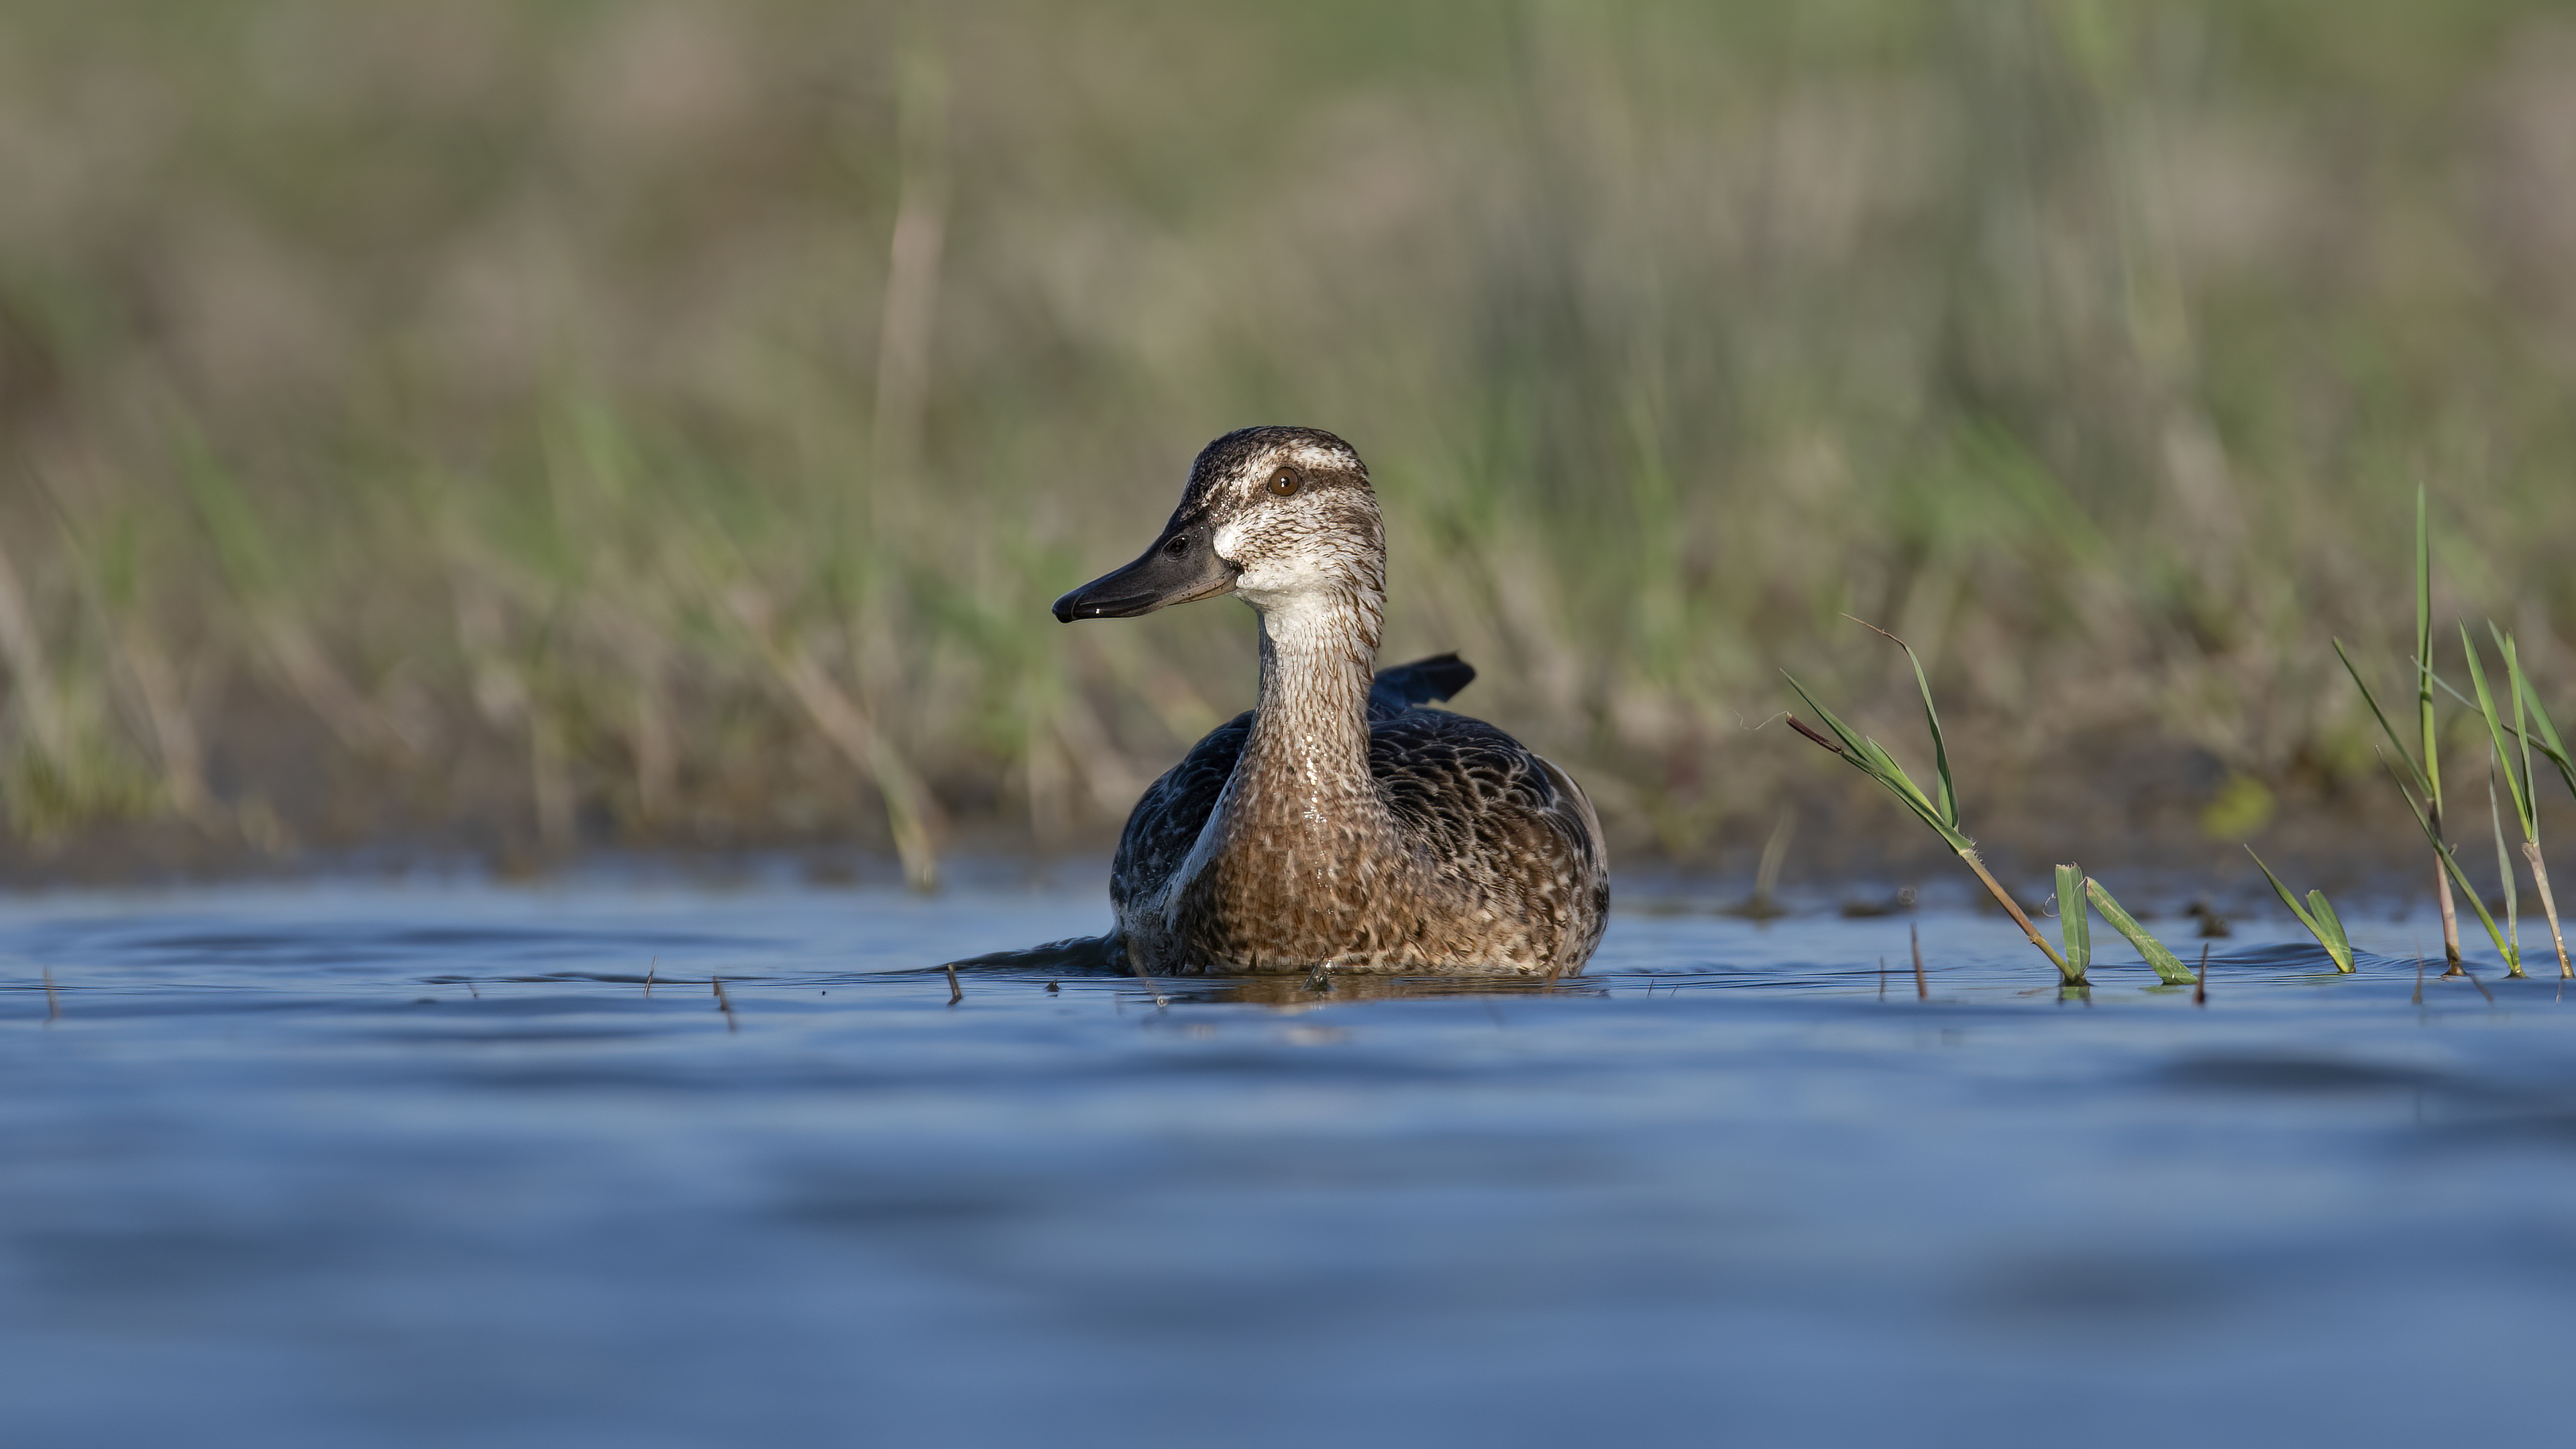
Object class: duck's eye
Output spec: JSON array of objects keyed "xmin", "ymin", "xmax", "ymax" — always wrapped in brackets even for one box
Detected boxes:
[
  {"xmin": 1165, "ymin": 534, "xmax": 1190, "ymax": 556},
  {"xmin": 1266, "ymin": 469, "xmax": 1301, "ymax": 496}
]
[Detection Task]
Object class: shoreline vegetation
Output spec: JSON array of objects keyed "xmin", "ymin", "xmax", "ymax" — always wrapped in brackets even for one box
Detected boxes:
[
  {"xmin": 1786, "ymin": 510, "xmax": 2576, "ymax": 982},
  {"xmin": 4, "ymin": 2, "xmax": 2576, "ymax": 910}
]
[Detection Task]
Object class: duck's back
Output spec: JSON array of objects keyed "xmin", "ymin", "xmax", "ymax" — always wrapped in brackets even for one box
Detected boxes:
[{"xmin": 1109, "ymin": 655, "xmax": 1609, "ymax": 973}]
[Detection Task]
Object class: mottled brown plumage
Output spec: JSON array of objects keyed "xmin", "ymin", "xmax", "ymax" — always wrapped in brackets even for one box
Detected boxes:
[{"xmin": 1054, "ymin": 426, "xmax": 1609, "ymax": 976}]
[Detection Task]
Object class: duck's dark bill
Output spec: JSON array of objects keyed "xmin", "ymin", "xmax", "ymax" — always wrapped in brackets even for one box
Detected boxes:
[{"xmin": 1052, "ymin": 525, "xmax": 1238, "ymax": 621}]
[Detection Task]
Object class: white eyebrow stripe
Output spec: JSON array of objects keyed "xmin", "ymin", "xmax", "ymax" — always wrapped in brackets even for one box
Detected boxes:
[{"xmin": 1287, "ymin": 443, "xmax": 1352, "ymax": 471}]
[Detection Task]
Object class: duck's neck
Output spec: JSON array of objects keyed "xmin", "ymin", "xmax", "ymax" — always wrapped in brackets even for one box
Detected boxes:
[{"xmin": 1224, "ymin": 582, "xmax": 1386, "ymax": 843}]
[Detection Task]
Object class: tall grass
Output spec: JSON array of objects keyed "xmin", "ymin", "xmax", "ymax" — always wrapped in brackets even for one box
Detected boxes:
[
  {"xmin": 2, "ymin": 1, "xmax": 2576, "ymax": 865},
  {"xmin": 2331, "ymin": 498, "xmax": 2576, "ymax": 975},
  {"xmin": 2334, "ymin": 493, "xmax": 2465, "ymax": 968}
]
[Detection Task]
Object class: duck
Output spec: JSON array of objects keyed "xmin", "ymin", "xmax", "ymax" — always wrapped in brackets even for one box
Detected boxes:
[{"xmin": 1052, "ymin": 425, "xmax": 1609, "ymax": 976}]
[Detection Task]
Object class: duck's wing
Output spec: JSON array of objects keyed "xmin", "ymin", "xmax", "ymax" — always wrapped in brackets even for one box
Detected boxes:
[
  {"xmin": 1369, "ymin": 708, "xmax": 1611, "ymax": 954},
  {"xmin": 1110, "ymin": 710, "xmax": 1252, "ymax": 919},
  {"xmin": 1367, "ymin": 653, "xmax": 1476, "ymax": 720}
]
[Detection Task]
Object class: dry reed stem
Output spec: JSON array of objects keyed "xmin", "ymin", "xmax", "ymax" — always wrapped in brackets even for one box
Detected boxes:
[
  {"xmin": 1911, "ymin": 922, "xmax": 1927, "ymax": 1001},
  {"xmin": 712, "ymin": 976, "xmax": 739, "ymax": 1032},
  {"xmin": 113, "ymin": 629, "xmax": 220, "ymax": 827},
  {"xmin": 2193, "ymin": 944, "xmax": 2209, "ymax": 1008},
  {"xmin": 873, "ymin": 45, "xmax": 949, "ymax": 483},
  {"xmin": 42, "ymin": 966, "xmax": 59, "ymax": 1024},
  {"xmin": 730, "ymin": 598, "xmax": 943, "ymax": 894},
  {"xmin": 1956, "ymin": 849, "xmax": 2077, "ymax": 983},
  {"xmin": 0, "ymin": 535, "xmax": 68, "ymax": 762},
  {"xmin": 2526, "ymin": 841, "xmax": 2573, "ymax": 979},
  {"xmin": 529, "ymin": 715, "xmax": 576, "ymax": 855},
  {"xmin": 1784, "ymin": 715, "xmax": 1842, "ymax": 754},
  {"xmin": 944, "ymin": 960, "xmax": 963, "ymax": 1007},
  {"xmin": 259, "ymin": 607, "xmax": 422, "ymax": 759},
  {"xmin": 2432, "ymin": 822, "xmax": 2465, "ymax": 972},
  {"xmin": 450, "ymin": 575, "xmax": 572, "ymax": 849}
]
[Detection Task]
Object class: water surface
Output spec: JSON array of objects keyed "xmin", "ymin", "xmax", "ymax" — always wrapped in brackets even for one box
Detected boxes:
[{"xmin": 5, "ymin": 877, "xmax": 2570, "ymax": 1448}]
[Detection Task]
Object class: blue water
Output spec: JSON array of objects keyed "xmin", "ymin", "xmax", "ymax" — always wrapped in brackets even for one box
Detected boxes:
[{"xmin": 5, "ymin": 876, "xmax": 2571, "ymax": 1448}]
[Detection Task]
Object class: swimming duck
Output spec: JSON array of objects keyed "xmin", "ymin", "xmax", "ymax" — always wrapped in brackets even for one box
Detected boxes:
[{"xmin": 1053, "ymin": 426, "xmax": 1609, "ymax": 975}]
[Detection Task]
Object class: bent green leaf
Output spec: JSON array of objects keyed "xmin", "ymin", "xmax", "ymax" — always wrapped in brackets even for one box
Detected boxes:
[
  {"xmin": 2082, "ymin": 877, "xmax": 2197, "ymax": 985},
  {"xmin": 2463, "ymin": 627, "xmax": 2536, "ymax": 839},
  {"xmin": 2334, "ymin": 638, "xmax": 2432, "ymax": 805},
  {"xmin": 1780, "ymin": 671, "xmax": 1971, "ymax": 853},
  {"xmin": 2245, "ymin": 847, "xmax": 2356, "ymax": 973},
  {"xmin": 2510, "ymin": 653, "xmax": 2576, "ymax": 804}
]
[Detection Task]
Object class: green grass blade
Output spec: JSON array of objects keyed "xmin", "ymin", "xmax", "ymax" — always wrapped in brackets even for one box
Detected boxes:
[
  {"xmin": 2503, "ymin": 630, "xmax": 2537, "ymax": 832},
  {"xmin": 2426, "ymin": 665, "xmax": 2482, "ymax": 714},
  {"xmin": 2490, "ymin": 757, "xmax": 2524, "ymax": 974},
  {"xmin": 2245, "ymin": 846, "xmax": 2357, "ymax": 973},
  {"xmin": 2245, "ymin": 847, "xmax": 2322, "ymax": 935},
  {"xmin": 2508, "ymin": 653, "xmax": 2576, "ymax": 804},
  {"xmin": 2334, "ymin": 639, "xmax": 2432, "ymax": 803},
  {"xmin": 1782, "ymin": 672, "xmax": 1921, "ymax": 786},
  {"xmin": 2055, "ymin": 863, "xmax": 2091, "ymax": 976},
  {"xmin": 2416, "ymin": 486, "xmax": 2442, "ymax": 813},
  {"xmin": 1913, "ymin": 646, "xmax": 1957, "ymax": 833},
  {"xmin": 1843, "ymin": 617, "xmax": 1957, "ymax": 831},
  {"xmin": 2462, "ymin": 627, "xmax": 2534, "ymax": 836},
  {"xmin": 2083, "ymin": 877, "xmax": 2196, "ymax": 984},
  {"xmin": 1781, "ymin": 670, "xmax": 1972, "ymax": 852},
  {"xmin": 2304, "ymin": 890, "xmax": 2357, "ymax": 972}
]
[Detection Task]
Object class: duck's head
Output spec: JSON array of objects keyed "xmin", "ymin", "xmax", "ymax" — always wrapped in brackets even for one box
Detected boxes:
[{"xmin": 1053, "ymin": 426, "xmax": 1383, "ymax": 623}]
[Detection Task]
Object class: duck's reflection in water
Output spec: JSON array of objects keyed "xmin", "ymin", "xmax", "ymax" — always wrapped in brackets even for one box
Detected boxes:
[
  {"xmin": 935, "ymin": 941, "xmax": 1601, "ymax": 1006},
  {"xmin": 1172, "ymin": 972, "xmax": 1601, "ymax": 1006}
]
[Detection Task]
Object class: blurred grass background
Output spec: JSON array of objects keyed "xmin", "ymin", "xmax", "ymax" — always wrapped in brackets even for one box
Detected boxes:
[{"xmin": 3, "ymin": 0, "xmax": 2575, "ymax": 875}]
